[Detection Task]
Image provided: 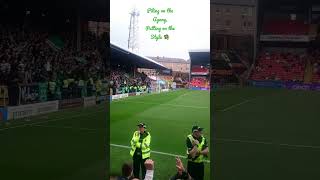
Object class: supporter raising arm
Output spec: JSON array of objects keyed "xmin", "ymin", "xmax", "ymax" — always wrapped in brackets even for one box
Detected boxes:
[{"xmin": 170, "ymin": 157, "xmax": 193, "ymax": 180}]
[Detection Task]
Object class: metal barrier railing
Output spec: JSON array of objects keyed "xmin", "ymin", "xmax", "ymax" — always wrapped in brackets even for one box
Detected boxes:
[{"xmin": 1, "ymin": 80, "xmax": 109, "ymax": 107}]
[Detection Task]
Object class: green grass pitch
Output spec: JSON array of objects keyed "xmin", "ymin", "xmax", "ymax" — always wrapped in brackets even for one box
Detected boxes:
[
  {"xmin": 0, "ymin": 104, "xmax": 107, "ymax": 180},
  {"xmin": 110, "ymin": 89, "xmax": 210, "ymax": 179},
  {"xmin": 2, "ymin": 87, "xmax": 319, "ymax": 180},
  {"xmin": 213, "ymin": 87, "xmax": 320, "ymax": 180}
]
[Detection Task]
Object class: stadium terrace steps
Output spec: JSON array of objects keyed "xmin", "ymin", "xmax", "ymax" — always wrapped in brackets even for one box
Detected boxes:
[{"xmin": 304, "ymin": 59, "xmax": 313, "ymax": 83}]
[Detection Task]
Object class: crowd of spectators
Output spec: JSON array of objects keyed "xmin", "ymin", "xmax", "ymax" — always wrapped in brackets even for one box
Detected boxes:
[
  {"xmin": 0, "ymin": 24, "xmax": 107, "ymax": 105},
  {"xmin": 173, "ymin": 72, "xmax": 188, "ymax": 84},
  {"xmin": 190, "ymin": 77, "xmax": 209, "ymax": 88},
  {"xmin": 110, "ymin": 68, "xmax": 151, "ymax": 95},
  {"xmin": 251, "ymin": 48, "xmax": 320, "ymax": 83}
]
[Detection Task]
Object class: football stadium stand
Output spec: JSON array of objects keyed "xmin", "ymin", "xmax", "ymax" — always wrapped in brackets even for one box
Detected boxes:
[
  {"xmin": 251, "ymin": 51, "xmax": 306, "ymax": 82},
  {"xmin": 0, "ymin": 24, "xmax": 108, "ymax": 106},
  {"xmin": 189, "ymin": 50, "xmax": 210, "ymax": 90},
  {"xmin": 110, "ymin": 43, "xmax": 168, "ymax": 95}
]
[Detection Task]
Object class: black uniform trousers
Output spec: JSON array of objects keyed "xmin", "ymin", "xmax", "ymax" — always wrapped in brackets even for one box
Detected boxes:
[
  {"xmin": 133, "ymin": 151, "xmax": 148, "ymax": 179},
  {"xmin": 187, "ymin": 161, "xmax": 204, "ymax": 180}
]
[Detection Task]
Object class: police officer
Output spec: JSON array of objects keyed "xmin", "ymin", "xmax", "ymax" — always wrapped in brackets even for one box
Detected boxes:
[
  {"xmin": 130, "ymin": 123, "xmax": 151, "ymax": 179},
  {"xmin": 186, "ymin": 125, "xmax": 209, "ymax": 180}
]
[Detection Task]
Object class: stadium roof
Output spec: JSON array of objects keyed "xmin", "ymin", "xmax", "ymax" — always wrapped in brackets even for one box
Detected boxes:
[
  {"xmin": 148, "ymin": 56, "xmax": 190, "ymax": 64},
  {"xmin": 111, "ymin": 43, "xmax": 167, "ymax": 70},
  {"xmin": 189, "ymin": 50, "xmax": 210, "ymax": 65}
]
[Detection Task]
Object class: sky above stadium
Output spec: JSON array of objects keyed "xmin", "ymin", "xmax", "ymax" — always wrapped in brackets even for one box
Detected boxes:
[{"xmin": 110, "ymin": 0, "xmax": 210, "ymax": 60}]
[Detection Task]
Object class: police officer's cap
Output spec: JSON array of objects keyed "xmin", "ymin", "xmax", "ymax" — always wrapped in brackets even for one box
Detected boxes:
[
  {"xmin": 192, "ymin": 125, "xmax": 203, "ymax": 132},
  {"xmin": 137, "ymin": 123, "xmax": 147, "ymax": 128}
]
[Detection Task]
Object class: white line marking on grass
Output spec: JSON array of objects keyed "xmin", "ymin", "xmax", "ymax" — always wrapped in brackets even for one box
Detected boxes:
[
  {"xmin": 111, "ymin": 144, "xmax": 211, "ymax": 163},
  {"xmin": 180, "ymin": 93, "xmax": 188, "ymax": 97},
  {"xmin": 0, "ymin": 109, "xmax": 104, "ymax": 131},
  {"xmin": 4, "ymin": 117, "xmax": 210, "ymax": 162},
  {"xmin": 179, "ymin": 91, "xmax": 190, "ymax": 98},
  {"xmin": 219, "ymin": 98, "xmax": 256, "ymax": 112},
  {"xmin": 4, "ymin": 121, "xmax": 211, "ymax": 161},
  {"xmin": 216, "ymin": 138, "xmax": 320, "ymax": 149},
  {"xmin": 119, "ymin": 101, "xmax": 209, "ymax": 109},
  {"xmin": 278, "ymin": 143, "xmax": 320, "ymax": 149}
]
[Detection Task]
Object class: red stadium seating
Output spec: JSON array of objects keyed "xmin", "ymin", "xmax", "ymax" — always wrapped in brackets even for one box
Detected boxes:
[
  {"xmin": 262, "ymin": 20, "xmax": 309, "ymax": 35},
  {"xmin": 190, "ymin": 77, "xmax": 208, "ymax": 88},
  {"xmin": 251, "ymin": 52, "xmax": 305, "ymax": 82}
]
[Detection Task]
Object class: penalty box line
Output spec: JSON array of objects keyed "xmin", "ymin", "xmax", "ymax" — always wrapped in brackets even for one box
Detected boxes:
[
  {"xmin": 219, "ymin": 98, "xmax": 256, "ymax": 112},
  {"xmin": 111, "ymin": 143, "xmax": 211, "ymax": 163},
  {"xmin": 116, "ymin": 101, "xmax": 209, "ymax": 109}
]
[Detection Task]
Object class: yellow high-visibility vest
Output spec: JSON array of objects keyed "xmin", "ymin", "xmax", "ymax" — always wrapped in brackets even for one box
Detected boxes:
[
  {"xmin": 187, "ymin": 134, "xmax": 206, "ymax": 163},
  {"xmin": 130, "ymin": 131, "xmax": 151, "ymax": 159}
]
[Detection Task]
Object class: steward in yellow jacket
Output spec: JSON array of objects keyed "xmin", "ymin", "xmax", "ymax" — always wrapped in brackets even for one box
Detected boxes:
[{"xmin": 130, "ymin": 123, "xmax": 151, "ymax": 179}]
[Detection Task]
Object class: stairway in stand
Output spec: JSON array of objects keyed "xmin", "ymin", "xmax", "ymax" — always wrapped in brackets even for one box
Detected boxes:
[{"xmin": 304, "ymin": 59, "xmax": 313, "ymax": 83}]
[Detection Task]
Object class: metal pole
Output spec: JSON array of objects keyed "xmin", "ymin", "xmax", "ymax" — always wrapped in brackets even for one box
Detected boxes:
[{"xmin": 128, "ymin": 13, "xmax": 133, "ymax": 49}]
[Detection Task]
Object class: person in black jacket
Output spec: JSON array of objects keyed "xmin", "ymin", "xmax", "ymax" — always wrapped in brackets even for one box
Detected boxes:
[{"xmin": 7, "ymin": 67, "xmax": 20, "ymax": 106}]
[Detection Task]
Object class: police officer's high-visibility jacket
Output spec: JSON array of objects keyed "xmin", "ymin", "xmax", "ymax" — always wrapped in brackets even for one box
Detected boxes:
[
  {"xmin": 186, "ymin": 134, "xmax": 207, "ymax": 163},
  {"xmin": 130, "ymin": 131, "xmax": 151, "ymax": 159}
]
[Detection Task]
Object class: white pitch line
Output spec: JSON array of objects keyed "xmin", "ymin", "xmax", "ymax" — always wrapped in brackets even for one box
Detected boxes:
[
  {"xmin": 2, "ymin": 118, "xmax": 211, "ymax": 162},
  {"xmin": 111, "ymin": 143, "xmax": 211, "ymax": 163},
  {"xmin": 216, "ymin": 138, "xmax": 320, "ymax": 149},
  {"xmin": 119, "ymin": 101, "xmax": 209, "ymax": 109},
  {"xmin": 279, "ymin": 143, "xmax": 320, "ymax": 149},
  {"xmin": 179, "ymin": 91, "xmax": 190, "ymax": 98},
  {"xmin": 219, "ymin": 98, "xmax": 256, "ymax": 112},
  {"xmin": 3, "ymin": 119, "xmax": 211, "ymax": 162}
]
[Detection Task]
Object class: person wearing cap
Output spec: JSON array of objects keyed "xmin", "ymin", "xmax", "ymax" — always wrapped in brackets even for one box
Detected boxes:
[
  {"xmin": 130, "ymin": 123, "xmax": 152, "ymax": 179},
  {"xmin": 186, "ymin": 125, "xmax": 209, "ymax": 180}
]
